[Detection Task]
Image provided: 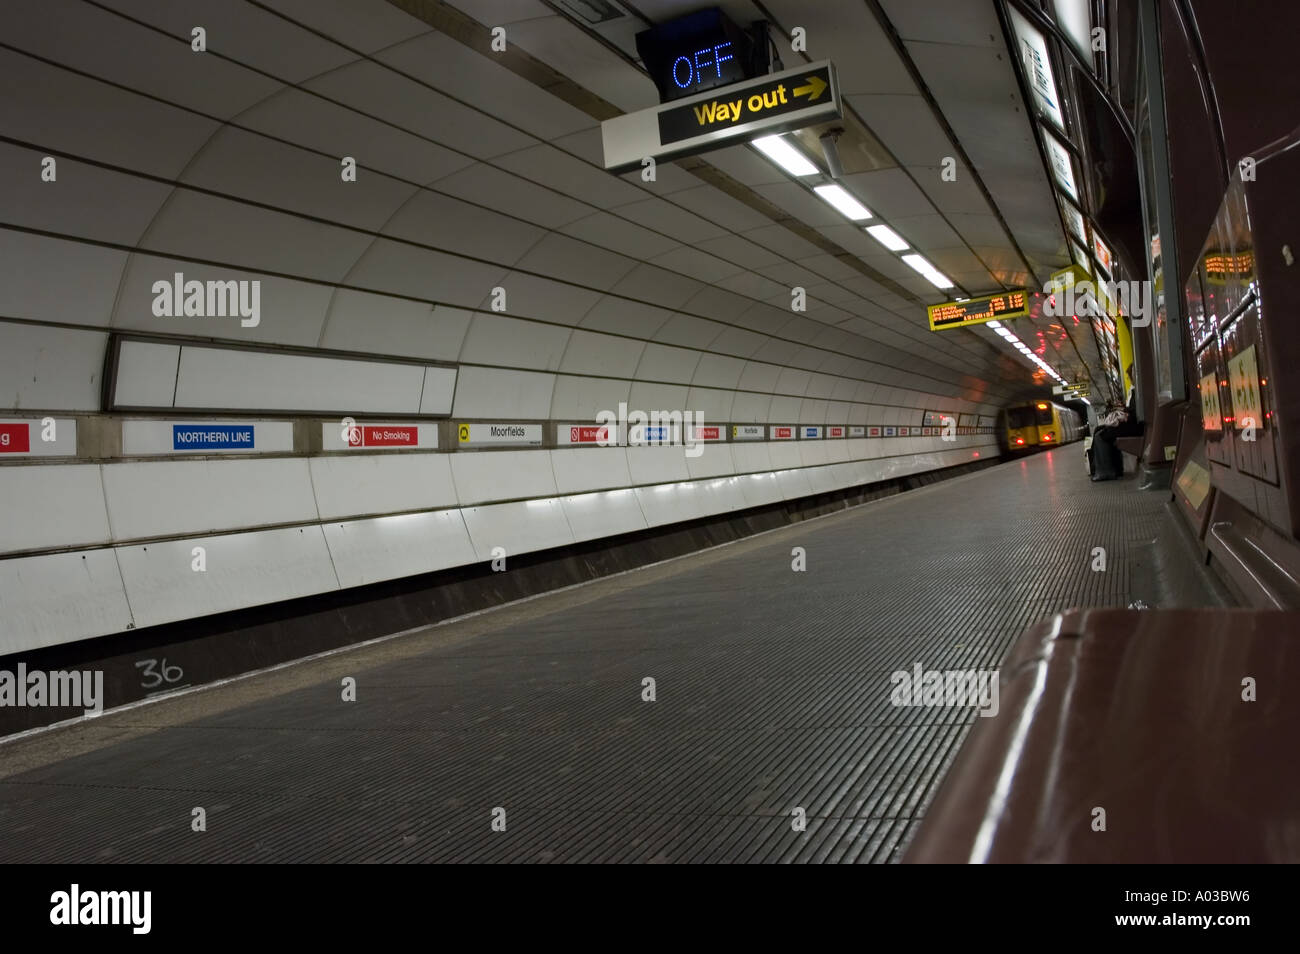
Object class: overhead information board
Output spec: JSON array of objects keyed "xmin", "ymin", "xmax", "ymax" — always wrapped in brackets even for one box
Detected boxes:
[
  {"xmin": 927, "ymin": 290, "xmax": 1029, "ymax": 331},
  {"xmin": 602, "ymin": 60, "xmax": 841, "ymax": 173}
]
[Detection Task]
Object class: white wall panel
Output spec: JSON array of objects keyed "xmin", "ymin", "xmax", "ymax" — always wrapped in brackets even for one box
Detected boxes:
[
  {"xmin": 113, "ymin": 339, "xmax": 180, "ymax": 408},
  {"xmin": 799, "ymin": 399, "xmax": 830, "ymax": 423},
  {"xmin": 117, "ymin": 526, "xmax": 340, "ymax": 630},
  {"xmin": 419, "ymin": 366, "xmax": 458, "ymax": 415},
  {"xmin": 737, "ymin": 361, "xmax": 782, "ymax": 392},
  {"xmin": 634, "ymin": 483, "xmax": 688, "ymax": 528},
  {"xmin": 551, "ymin": 446, "xmax": 631, "ymax": 494},
  {"xmin": 461, "ymin": 499, "xmax": 575, "ymax": 561},
  {"xmin": 310, "ymin": 453, "xmax": 459, "ymax": 519},
  {"xmin": 798, "ymin": 441, "xmax": 832, "ymax": 468},
  {"xmin": 547, "ymin": 375, "xmax": 630, "ymax": 421},
  {"xmin": 173, "ymin": 345, "xmax": 426, "ymax": 413},
  {"xmin": 558, "ymin": 329, "xmax": 644, "ymax": 377},
  {"xmin": 776, "ymin": 467, "xmax": 816, "ymax": 501},
  {"xmin": 451, "ymin": 449, "xmax": 558, "ymax": 505},
  {"xmin": 737, "ymin": 471, "xmax": 783, "ymax": 508},
  {"xmin": 685, "ymin": 442, "xmax": 735, "ymax": 480},
  {"xmin": 683, "ymin": 386, "xmax": 735, "ymax": 423},
  {"xmin": 626, "ymin": 382, "xmax": 689, "ymax": 417},
  {"xmin": 729, "ymin": 391, "xmax": 773, "ymax": 422},
  {"xmin": 805, "ymin": 464, "xmax": 839, "ymax": 495},
  {"xmin": 146, "ymin": 191, "xmax": 373, "ymax": 283},
  {"xmin": 0, "ymin": 231, "xmax": 127, "ymax": 329},
  {"xmin": 112, "ymin": 256, "xmax": 335, "ymax": 348},
  {"xmin": 0, "ymin": 549, "xmax": 134, "ymax": 654},
  {"xmin": 321, "ymin": 293, "xmax": 469, "ymax": 362},
  {"xmin": 625, "ymin": 444, "xmax": 690, "ymax": 486},
  {"xmin": 324, "ymin": 509, "xmax": 477, "ymax": 588},
  {"xmin": 768, "ymin": 395, "xmax": 802, "ymax": 420},
  {"xmin": 0, "ymin": 464, "xmax": 111, "ymax": 554},
  {"xmin": 730, "ymin": 440, "xmax": 775, "ymax": 474},
  {"xmin": 0, "ymin": 47, "xmax": 220, "ymax": 178},
  {"xmin": 459, "ymin": 313, "xmax": 571, "ymax": 370},
  {"xmin": 768, "ymin": 441, "xmax": 803, "ymax": 471},
  {"xmin": 0, "ymin": 321, "xmax": 107, "ymax": 411},
  {"xmin": 561, "ymin": 489, "xmax": 647, "ymax": 543},
  {"xmin": 488, "ymin": 271, "xmax": 603, "ymax": 327},
  {"xmin": 102, "ymin": 458, "xmax": 317, "ymax": 540},
  {"xmin": 708, "ymin": 476, "xmax": 748, "ymax": 513},
  {"xmin": 351, "ymin": 241, "xmax": 510, "ymax": 310},
  {"xmin": 0, "ymin": 144, "xmax": 172, "ymax": 246},
  {"xmin": 633, "ymin": 343, "xmax": 700, "ymax": 383},
  {"xmin": 452, "ymin": 366, "xmax": 555, "ymax": 419}
]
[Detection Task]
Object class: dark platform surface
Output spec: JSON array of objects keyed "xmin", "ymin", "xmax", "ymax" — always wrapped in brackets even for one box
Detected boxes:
[{"xmin": 0, "ymin": 449, "xmax": 1227, "ymax": 862}]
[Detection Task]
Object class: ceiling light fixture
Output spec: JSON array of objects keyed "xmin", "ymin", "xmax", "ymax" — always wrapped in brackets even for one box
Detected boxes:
[
  {"xmin": 813, "ymin": 184, "xmax": 872, "ymax": 220},
  {"xmin": 865, "ymin": 224, "xmax": 908, "ymax": 251},
  {"xmin": 751, "ymin": 135, "xmax": 819, "ymax": 177}
]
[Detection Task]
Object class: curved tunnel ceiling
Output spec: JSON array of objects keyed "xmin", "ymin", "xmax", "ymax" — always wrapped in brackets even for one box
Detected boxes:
[{"xmin": 0, "ymin": 0, "xmax": 1091, "ymax": 411}]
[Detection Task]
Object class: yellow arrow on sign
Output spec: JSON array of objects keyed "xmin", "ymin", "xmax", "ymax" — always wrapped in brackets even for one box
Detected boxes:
[{"xmin": 792, "ymin": 75, "xmax": 827, "ymax": 101}]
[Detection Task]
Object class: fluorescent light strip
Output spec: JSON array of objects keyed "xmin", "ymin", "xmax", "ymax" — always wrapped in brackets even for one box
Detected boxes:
[
  {"xmin": 901, "ymin": 253, "xmax": 954, "ymax": 289},
  {"xmin": 814, "ymin": 184, "xmax": 872, "ymax": 220},
  {"xmin": 992, "ymin": 322, "xmax": 1066, "ymax": 382},
  {"xmin": 752, "ymin": 135, "xmax": 819, "ymax": 177},
  {"xmin": 865, "ymin": 224, "xmax": 908, "ymax": 251}
]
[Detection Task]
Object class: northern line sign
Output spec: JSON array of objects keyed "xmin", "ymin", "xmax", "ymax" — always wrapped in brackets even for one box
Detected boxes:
[{"xmin": 602, "ymin": 60, "xmax": 841, "ymax": 174}]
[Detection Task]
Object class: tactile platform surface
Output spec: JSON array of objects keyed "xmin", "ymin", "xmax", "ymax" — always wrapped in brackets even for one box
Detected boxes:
[{"xmin": 0, "ymin": 451, "xmax": 1198, "ymax": 862}]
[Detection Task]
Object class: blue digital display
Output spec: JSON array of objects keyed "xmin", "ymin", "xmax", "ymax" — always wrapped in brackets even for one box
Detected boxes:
[
  {"xmin": 635, "ymin": 8, "xmax": 759, "ymax": 104},
  {"xmin": 644, "ymin": 426, "xmax": 668, "ymax": 441},
  {"xmin": 670, "ymin": 42, "xmax": 734, "ymax": 90}
]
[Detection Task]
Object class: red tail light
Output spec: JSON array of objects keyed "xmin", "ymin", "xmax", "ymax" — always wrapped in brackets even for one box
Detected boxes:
[
  {"xmin": 1043, "ymin": 432, "xmax": 1054, "ymax": 442},
  {"xmin": 1015, "ymin": 437, "xmax": 1024, "ymax": 445}
]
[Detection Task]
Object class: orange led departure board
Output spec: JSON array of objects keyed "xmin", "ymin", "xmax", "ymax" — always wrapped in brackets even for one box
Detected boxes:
[{"xmin": 927, "ymin": 290, "xmax": 1029, "ymax": 331}]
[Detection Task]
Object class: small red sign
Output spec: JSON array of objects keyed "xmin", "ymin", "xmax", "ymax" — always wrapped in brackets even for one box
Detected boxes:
[
  {"xmin": 363, "ymin": 426, "xmax": 416, "ymax": 447},
  {"xmin": 570, "ymin": 426, "xmax": 608, "ymax": 443},
  {"xmin": 774, "ymin": 427, "xmax": 792, "ymax": 438},
  {"xmin": 0, "ymin": 423, "xmax": 30, "ymax": 453},
  {"xmin": 692, "ymin": 426, "xmax": 720, "ymax": 440},
  {"xmin": 868, "ymin": 427, "xmax": 881, "ymax": 436},
  {"xmin": 828, "ymin": 426, "xmax": 844, "ymax": 437}
]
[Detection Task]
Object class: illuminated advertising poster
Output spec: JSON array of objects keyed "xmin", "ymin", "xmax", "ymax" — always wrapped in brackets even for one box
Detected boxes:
[
  {"xmin": 1093, "ymin": 233, "xmax": 1114, "ymax": 275},
  {"xmin": 1060, "ymin": 198, "xmax": 1087, "ymax": 245},
  {"xmin": 1070, "ymin": 240, "xmax": 1091, "ymax": 273},
  {"xmin": 1044, "ymin": 131, "xmax": 1079, "ymax": 203},
  {"xmin": 1007, "ymin": 5, "xmax": 1067, "ymax": 132}
]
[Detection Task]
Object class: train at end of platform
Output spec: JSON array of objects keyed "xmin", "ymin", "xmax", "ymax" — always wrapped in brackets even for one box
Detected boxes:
[{"xmin": 998, "ymin": 400, "xmax": 1084, "ymax": 454}]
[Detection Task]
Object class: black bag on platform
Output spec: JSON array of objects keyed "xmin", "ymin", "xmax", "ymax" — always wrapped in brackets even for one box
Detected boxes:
[{"xmin": 1090, "ymin": 432, "xmax": 1123, "ymax": 481}]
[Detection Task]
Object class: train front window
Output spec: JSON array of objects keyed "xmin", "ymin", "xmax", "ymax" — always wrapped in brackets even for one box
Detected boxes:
[
  {"xmin": 1035, "ymin": 405, "xmax": 1054, "ymax": 425},
  {"xmin": 1006, "ymin": 408, "xmax": 1034, "ymax": 428}
]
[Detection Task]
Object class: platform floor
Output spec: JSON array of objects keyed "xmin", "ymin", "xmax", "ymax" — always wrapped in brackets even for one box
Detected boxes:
[{"xmin": 0, "ymin": 449, "xmax": 1227, "ymax": 862}]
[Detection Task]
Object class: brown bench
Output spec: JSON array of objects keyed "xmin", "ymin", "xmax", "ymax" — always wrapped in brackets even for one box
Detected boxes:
[
  {"xmin": 1115, "ymin": 435, "xmax": 1145, "ymax": 459},
  {"xmin": 903, "ymin": 608, "xmax": 1300, "ymax": 863}
]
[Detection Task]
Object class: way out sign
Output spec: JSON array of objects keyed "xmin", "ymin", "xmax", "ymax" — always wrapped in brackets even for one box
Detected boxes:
[{"xmin": 602, "ymin": 60, "xmax": 841, "ymax": 173}]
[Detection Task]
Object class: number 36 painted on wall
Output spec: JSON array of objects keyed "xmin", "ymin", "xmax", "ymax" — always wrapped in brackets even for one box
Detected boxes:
[{"xmin": 135, "ymin": 657, "xmax": 185, "ymax": 690}]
